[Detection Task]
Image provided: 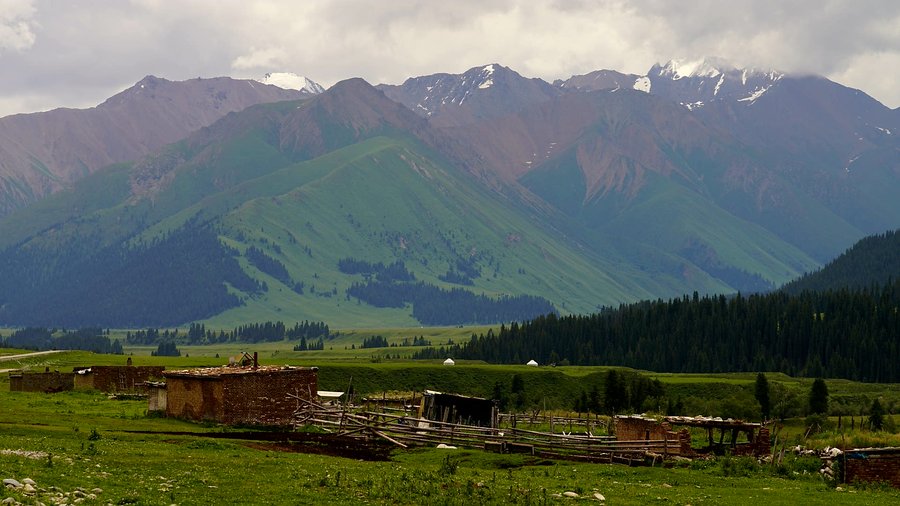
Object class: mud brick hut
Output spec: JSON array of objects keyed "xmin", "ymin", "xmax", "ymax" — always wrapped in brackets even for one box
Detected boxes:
[
  {"xmin": 8, "ymin": 369, "xmax": 74, "ymax": 393},
  {"xmin": 419, "ymin": 390, "xmax": 498, "ymax": 428},
  {"xmin": 73, "ymin": 363, "xmax": 165, "ymax": 393},
  {"xmin": 162, "ymin": 364, "xmax": 318, "ymax": 426}
]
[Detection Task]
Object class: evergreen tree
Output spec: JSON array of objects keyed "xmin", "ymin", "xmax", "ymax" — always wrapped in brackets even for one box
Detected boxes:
[
  {"xmin": 809, "ymin": 378, "xmax": 829, "ymax": 415},
  {"xmin": 604, "ymin": 370, "xmax": 629, "ymax": 415},
  {"xmin": 755, "ymin": 373, "xmax": 771, "ymax": 421},
  {"xmin": 869, "ymin": 398, "xmax": 885, "ymax": 431}
]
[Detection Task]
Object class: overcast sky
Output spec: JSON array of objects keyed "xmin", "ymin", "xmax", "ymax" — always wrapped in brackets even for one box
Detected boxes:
[{"xmin": 1, "ymin": 0, "xmax": 899, "ymax": 118}]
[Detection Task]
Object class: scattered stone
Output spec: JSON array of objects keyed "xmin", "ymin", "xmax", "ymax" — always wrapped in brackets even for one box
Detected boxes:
[
  {"xmin": 662, "ymin": 483, "xmax": 672, "ymax": 488},
  {"xmin": 21, "ymin": 479, "xmax": 35, "ymax": 486},
  {"xmin": 593, "ymin": 492, "xmax": 606, "ymax": 501},
  {"xmin": 836, "ymin": 487, "xmax": 844, "ymax": 492},
  {"xmin": 90, "ymin": 488, "xmax": 102, "ymax": 494},
  {"xmin": 2, "ymin": 479, "xmax": 21, "ymax": 489},
  {"xmin": 72, "ymin": 491, "xmax": 86, "ymax": 498},
  {"xmin": 1, "ymin": 498, "xmax": 16, "ymax": 505},
  {"xmin": 563, "ymin": 491, "xmax": 579, "ymax": 498},
  {"xmin": 22, "ymin": 484, "xmax": 35, "ymax": 494},
  {"xmin": 436, "ymin": 443, "xmax": 457, "ymax": 449}
]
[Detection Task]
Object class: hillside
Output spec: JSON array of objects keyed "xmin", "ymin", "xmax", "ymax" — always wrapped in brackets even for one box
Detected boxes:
[
  {"xmin": 0, "ymin": 76, "xmax": 310, "ymax": 216},
  {"xmin": 0, "ymin": 81, "xmax": 676, "ymax": 328},
  {"xmin": 782, "ymin": 229, "xmax": 900, "ymax": 294}
]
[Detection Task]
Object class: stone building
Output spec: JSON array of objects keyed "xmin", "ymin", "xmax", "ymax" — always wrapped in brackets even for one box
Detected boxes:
[{"xmin": 162, "ymin": 365, "xmax": 318, "ymax": 426}]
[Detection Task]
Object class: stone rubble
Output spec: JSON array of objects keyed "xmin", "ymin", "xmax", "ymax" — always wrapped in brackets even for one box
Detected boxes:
[{"xmin": 2, "ymin": 477, "xmax": 104, "ymax": 506}]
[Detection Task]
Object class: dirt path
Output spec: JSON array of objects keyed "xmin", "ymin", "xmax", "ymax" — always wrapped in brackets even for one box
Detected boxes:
[{"xmin": 0, "ymin": 349, "xmax": 66, "ymax": 373}]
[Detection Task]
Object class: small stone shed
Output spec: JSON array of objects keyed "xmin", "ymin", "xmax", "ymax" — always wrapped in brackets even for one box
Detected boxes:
[
  {"xmin": 162, "ymin": 365, "xmax": 318, "ymax": 426},
  {"xmin": 73, "ymin": 363, "xmax": 165, "ymax": 393},
  {"xmin": 8, "ymin": 370, "xmax": 74, "ymax": 393}
]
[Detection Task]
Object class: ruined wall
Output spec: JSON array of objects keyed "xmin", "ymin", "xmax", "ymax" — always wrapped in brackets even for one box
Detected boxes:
[
  {"xmin": 83, "ymin": 366, "xmax": 165, "ymax": 393},
  {"xmin": 147, "ymin": 386, "xmax": 167, "ymax": 412},
  {"xmin": 220, "ymin": 369, "xmax": 317, "ymax": 426},
  {"xmin": 614, "ymin": 416, "xmax": 673, "ymax": 441},
  {"xmin": 165, "ymin": 377, "xmax": 224, "ymax": 422},
  {"xmin": 8, "ymin": 372, "xmax": 74, "ymax": 393},
  {"xmin": 844, "ymin": 450, "xmax": 900, "ymax": 488}
]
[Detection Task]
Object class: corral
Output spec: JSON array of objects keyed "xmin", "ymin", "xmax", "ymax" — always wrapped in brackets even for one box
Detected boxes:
[{"xmin": 162, "ymin": 364, "xmax": 317, "ymax": 426}]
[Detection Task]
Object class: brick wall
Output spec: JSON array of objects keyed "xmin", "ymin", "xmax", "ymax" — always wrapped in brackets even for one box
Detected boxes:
[
  {"xmin": 8, "ymin": 372, "xmax": 74, "ymax": 393},
  {"xmin": 81, "ymin": 366, "xmax": 165, "ymax": 393},
  {"xmin": 844, "ymin": 449, "xmax": 900, "ymax": 487},
  {"xmin": 221, "ymin": 369, "xmax": 317, "ymax": 426}
]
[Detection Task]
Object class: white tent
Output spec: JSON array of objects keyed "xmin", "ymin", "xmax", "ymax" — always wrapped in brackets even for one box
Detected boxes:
[
  {"xmin": 443, "ymin": 358, "xmax": 455, "ymax": 366},
  {"xmin": 526, "ymin": 359, "xmax": 538, "ymax": 367}
]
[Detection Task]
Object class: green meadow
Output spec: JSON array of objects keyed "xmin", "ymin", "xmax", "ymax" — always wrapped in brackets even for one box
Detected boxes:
[{"xmin": 3, "ymin": 328, "xmax": 900, "ymax": 504}]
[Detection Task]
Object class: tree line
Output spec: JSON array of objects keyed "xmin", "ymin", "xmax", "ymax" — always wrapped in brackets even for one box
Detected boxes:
[
  {"xmin": 414, "ymin": 281, "xmax": 900, "ymax": 382},
  {"xmin": 125, "ymin": 320, "xmax": 330, "ymax": 345},
  {"xmin": 0, "ymin": 327, "xmax": 123, "ymax": 354}
]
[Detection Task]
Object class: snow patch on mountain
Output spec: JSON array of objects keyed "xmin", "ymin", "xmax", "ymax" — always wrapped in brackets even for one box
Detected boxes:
[
  {"xmin": 737, "ymin": 85, "xmax": 771, "ymax": 104},
  {"xmin": 633, "ymin": 76, "xmax": 651, "ymax": 93},
  {"xmin": 258, "ymin": 73, "xmax": 324, "ymax": 94}
]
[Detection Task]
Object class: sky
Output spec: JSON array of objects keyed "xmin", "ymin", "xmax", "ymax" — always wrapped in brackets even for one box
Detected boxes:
[{"xmin": 1, "ymin": 0, "xmax": 899, "ymax": 118}]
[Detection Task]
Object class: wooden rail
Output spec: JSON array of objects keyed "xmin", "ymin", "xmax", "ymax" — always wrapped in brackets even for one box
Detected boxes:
[{"xmin": 291, "ymin": 397, "xmax": 680, "ymax": 464}]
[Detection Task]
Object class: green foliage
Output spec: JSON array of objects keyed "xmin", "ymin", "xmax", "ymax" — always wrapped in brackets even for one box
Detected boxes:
[
  {"xmin": 414, "ymin": 282, "xmax": 900, "ymax": 382},
  {"xmin": 755, "ymin": 373, "xmax": 771, "ymax": 421},
  {"xmin": 810, "ymin": 379, "xmax": 830, "ymax": 415},
  {"xmin": 870, "ymin": 398, "xmax": 885, "ymax": 431}
]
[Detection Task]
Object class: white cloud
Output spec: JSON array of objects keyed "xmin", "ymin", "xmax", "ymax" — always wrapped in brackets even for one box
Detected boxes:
[
  {"xmin": 0, "ymin": 0, "xmax": 898, "ymax": 118},
  {"xmin": 0, "ymin": 0, "xmax": 36, "ymax": 52}
]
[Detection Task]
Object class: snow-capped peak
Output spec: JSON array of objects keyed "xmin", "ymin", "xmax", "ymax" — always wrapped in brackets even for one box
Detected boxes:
[
  {"xmin": 656, "ymin": 57, "xmax": 735, "ymax": 80},
  {"xmin": 258, "ymin": 73, "xmax": 325, "ymax": 94}
]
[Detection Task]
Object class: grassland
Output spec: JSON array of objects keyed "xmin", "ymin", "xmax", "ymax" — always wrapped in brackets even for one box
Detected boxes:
[
  {"xmin": 2, "ymin": 384, "xmax": 900, "ymax": 505},
  {"xmin": 4, "ymin": 325, "xmax": 900, "ymax": 504}
]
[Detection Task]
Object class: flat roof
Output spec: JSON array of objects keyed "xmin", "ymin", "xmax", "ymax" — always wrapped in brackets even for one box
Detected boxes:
[{"xmin": 163, "ymin": 365, "xmax": 316, "ymax": 379}]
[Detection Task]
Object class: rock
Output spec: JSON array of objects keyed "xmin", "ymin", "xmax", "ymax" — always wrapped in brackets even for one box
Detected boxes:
[
  {"xmin": 436, "ymin": 443, "xmax": 457, "ymax": 449},
  {"xmin": 73, "ymin": 491, "xmax": 86, "ymax": 498},
  {"xmin": 662, "ymin": 483, "xmax": 673, "ymax": 488},
  {"xmin": 90, "ymin": 488, "xmax": 102, "ymax": 494},
  {"xmin": 1, "ymin": 480, "xmax": 21, "ymax": 489},
  {"xmin": 22, "ymin": 484, "xmax": 35, "ymax": 493},
  {"xmin": 563, "ymin": 491, "xmax": 579, "ymax": 498},
  {"xmin": 593, "ymin": 492, "xmax": 606, "ymax": 501},
  {"xmin": 21, "ymin": 479, "xmax": 35, "ymax": 486},
  {"xmin": 1, "ymin": 498, "xmax": 16, "ymax": 505},
  {"xmin": 836, "ymin": 487, "xmax": 844, "ymax": 492}
]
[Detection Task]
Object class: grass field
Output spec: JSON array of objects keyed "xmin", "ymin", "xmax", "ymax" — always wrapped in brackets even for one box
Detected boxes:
[
  {"xmin": 4, "ymin": 328, "xmax": 900, "ymax": 504},
  {"xmin": 2, "ymin": 385, "xmax": 900, "ymax": 505}
]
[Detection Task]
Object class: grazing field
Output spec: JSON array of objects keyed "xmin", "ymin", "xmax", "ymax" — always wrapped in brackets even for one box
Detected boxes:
[
  {"xmin": 2, "ymin": 386, "xmax": 900, "ymax": 505},
  {"xmin": 3, "ymin": 342, "xmax": 900, "ymax": 504}
]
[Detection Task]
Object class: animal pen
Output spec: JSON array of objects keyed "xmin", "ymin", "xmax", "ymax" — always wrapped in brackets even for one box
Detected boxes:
[{"xmin": 292, "ymin": 393, "xmax": 697, "ymax": 465}]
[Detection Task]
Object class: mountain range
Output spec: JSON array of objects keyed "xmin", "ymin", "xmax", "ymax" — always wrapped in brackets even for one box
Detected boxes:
[{"xmin": 0, "ymin": 59, "xmax": 897, "ymax": 328}]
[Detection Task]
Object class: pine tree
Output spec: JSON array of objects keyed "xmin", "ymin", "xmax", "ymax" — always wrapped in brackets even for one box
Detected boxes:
[
  {"xmin": 755, "ymin": 373, "xmax": 771, "ymax": 421},
  {"xmin": 809, "ymin": 378, "xmax": 829, "ymax": 415}
]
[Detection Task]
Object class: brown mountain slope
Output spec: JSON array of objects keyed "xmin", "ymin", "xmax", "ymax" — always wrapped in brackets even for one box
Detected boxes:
[{"xmin": 0, "ymin": 75, "xmax": 308, "ymax": 216}]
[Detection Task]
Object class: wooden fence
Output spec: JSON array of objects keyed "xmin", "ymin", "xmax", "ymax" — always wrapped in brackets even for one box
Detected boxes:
[{"xmin": 292, "ymin": 396, "xmax": 680, "ymax": 464}]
